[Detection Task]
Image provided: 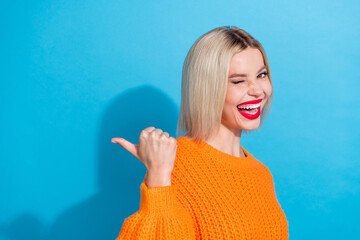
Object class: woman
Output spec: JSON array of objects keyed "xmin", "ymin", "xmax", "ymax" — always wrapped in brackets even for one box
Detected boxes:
[{"xmin": 112, "ymin": 26, "xmax": 289, "ymax": 239}]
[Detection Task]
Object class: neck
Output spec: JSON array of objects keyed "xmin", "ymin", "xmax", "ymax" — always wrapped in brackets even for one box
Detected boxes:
[{"xmin": 204, "ymin": 124, "xmax": 245, "ymax": 158}]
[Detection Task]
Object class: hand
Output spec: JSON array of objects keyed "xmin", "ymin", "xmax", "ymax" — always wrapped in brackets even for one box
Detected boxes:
[{"xmin": 111, "ymin": 127, "xmax": 177, "ymax": 188}]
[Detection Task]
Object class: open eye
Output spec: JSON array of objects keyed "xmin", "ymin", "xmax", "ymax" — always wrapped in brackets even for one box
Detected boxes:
[{"xmin": 258, "ymin": 71, "xmax": 268, "ymax": 78}]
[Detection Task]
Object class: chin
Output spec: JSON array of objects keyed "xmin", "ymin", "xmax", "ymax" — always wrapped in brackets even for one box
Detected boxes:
[{"xmin": 239, "ymin": 122, "xmax": 260, "ymax": 131}]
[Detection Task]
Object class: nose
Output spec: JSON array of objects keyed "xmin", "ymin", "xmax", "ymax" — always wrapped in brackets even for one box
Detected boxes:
[{"xmin": 247, "ymin": 81, "xmax": 263, "ymax": 96}]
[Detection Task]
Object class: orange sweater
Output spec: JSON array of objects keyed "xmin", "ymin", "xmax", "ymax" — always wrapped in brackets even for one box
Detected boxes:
[{"xmin": 117, "ymin": 136, "xmax": 289, "ymax": 239}]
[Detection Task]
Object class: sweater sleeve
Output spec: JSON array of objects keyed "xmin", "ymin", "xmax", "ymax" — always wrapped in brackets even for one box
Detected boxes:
[{"xmin": 116, "ymin": 177, "xmax": 196, "ymax": 240}]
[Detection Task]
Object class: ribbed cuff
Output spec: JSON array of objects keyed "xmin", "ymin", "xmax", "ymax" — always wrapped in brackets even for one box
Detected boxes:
[{"xmin": 139, "ymin": 182, "xmax": 178, "ymax": 217}]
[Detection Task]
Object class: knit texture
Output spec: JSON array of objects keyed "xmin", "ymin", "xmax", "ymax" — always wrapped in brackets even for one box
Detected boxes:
[{"xmin": 117, "ymin": 136, "xmax": 289, "ymax": 239}]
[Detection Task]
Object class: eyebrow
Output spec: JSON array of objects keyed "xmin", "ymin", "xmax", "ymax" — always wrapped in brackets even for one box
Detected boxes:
[{"xmin": 228, "ymin": 66, "xmax": 267, "ymax": 78}]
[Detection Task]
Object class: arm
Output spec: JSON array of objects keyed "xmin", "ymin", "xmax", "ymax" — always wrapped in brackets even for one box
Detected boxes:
[
  {"xmin": 117, "ymin": 176, "xmax": 195, "ymax": 239},
  {"xmin": 112, "ymin": 127, "xmax": 196, "ymax": 239}
]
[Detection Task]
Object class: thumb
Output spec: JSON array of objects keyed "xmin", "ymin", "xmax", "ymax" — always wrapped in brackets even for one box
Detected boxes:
[{"xmin": 111, "ymin": 137, "xmax": 140, "ymax": 159}]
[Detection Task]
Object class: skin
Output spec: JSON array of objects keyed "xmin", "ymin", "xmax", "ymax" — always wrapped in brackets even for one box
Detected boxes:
[
  {"xmin": 111, "ymin": 47, "xmax": 272, "ymax": 188},
  {"xmin": 205, "ymin": 47, "xmax": 272, "ymax": 157},
  {"xmin": 111, "ymin": 127, "xmax": 176, "ymax": 188}
]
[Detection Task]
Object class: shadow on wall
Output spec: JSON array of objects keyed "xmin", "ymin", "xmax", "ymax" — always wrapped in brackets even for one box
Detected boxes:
[{"xmin": 0, "ymin": 85, "xmax": 179, "ymax": 240}]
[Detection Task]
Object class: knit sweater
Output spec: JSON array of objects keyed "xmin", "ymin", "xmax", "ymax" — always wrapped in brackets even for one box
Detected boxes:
[{"xmin": 117, "ymin": 136, "xmax": 289, "ymax": 239}]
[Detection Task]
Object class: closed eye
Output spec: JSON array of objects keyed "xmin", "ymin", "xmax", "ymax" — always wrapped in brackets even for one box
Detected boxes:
[{"xmin": 232, "ymin": 80, "xmax": 245, "ymax": 84}]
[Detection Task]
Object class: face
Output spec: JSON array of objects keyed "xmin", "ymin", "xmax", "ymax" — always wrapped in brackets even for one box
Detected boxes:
[{"xmin": 221, "ymin": 47, "xmax": 272, "ymax": 132}]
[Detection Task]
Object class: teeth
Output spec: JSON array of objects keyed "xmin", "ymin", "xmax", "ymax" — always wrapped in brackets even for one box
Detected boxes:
[{"xmin": 238, "ymin": 103, "xmax": 261, "ymax": 109}]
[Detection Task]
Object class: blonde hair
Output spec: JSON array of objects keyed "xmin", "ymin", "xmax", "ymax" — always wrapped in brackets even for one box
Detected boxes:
[{"xmin": 177, "ymin": 26, "xmax": 273, "ymax": 141}]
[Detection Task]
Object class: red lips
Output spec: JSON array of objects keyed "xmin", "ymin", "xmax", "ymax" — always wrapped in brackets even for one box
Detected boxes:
[
  {"xmin": 238, "ymin": 99, "xmax": 262, "ymax": 106},
  {"xmin": 237, "ymin": 99, "xmax": 263, "ymax": 120}
]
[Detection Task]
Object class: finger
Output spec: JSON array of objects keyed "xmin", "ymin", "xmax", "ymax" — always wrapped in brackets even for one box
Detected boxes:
[
  {"xmin": 169, "ymin": 137, "xmax": 178, "ymax": 146},
  {"xmin": 161, "ymin": 132, "xmax": 170, "ymax": 138},
  {"xmin": 143, "ymin": 126, "xmax": 155, "ymax": 133},
  {"xmin": 153, "ymin": 128, "xmax": 163, "ymax": 135},
  {"xmin": 111, "ymin": 138, "xmax": 140, "ymax": 159}
]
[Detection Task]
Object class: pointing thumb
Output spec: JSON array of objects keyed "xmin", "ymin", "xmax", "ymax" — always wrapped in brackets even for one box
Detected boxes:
[{"xmin": 111, "ymin": 138, "xmax": 140, "ymax": 160}]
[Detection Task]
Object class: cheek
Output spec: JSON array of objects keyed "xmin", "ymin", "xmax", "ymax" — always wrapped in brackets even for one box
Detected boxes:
[
  {"xmin": 263, "ymin": 80, "xmax": 272, "ymax": 97},
  {"xmin": 224, "ymin": 87, "xmax": 238, "ymax": 104}
]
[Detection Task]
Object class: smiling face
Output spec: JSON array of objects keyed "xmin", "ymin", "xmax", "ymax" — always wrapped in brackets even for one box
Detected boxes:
[{"xmin": 221, "ymin": 47, "xmax": 273, "ymax": 132}]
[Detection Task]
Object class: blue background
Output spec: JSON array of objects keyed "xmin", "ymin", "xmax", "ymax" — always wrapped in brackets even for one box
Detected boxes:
[{"xmin": 1, "ymin": 0, "xmax": 359, "ymax": 239}]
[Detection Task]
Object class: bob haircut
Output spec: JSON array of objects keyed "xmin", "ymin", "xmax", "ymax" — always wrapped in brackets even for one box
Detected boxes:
[{"xmin": 177, "ymin": 26, "xmax": 273, "ymax": 141}]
